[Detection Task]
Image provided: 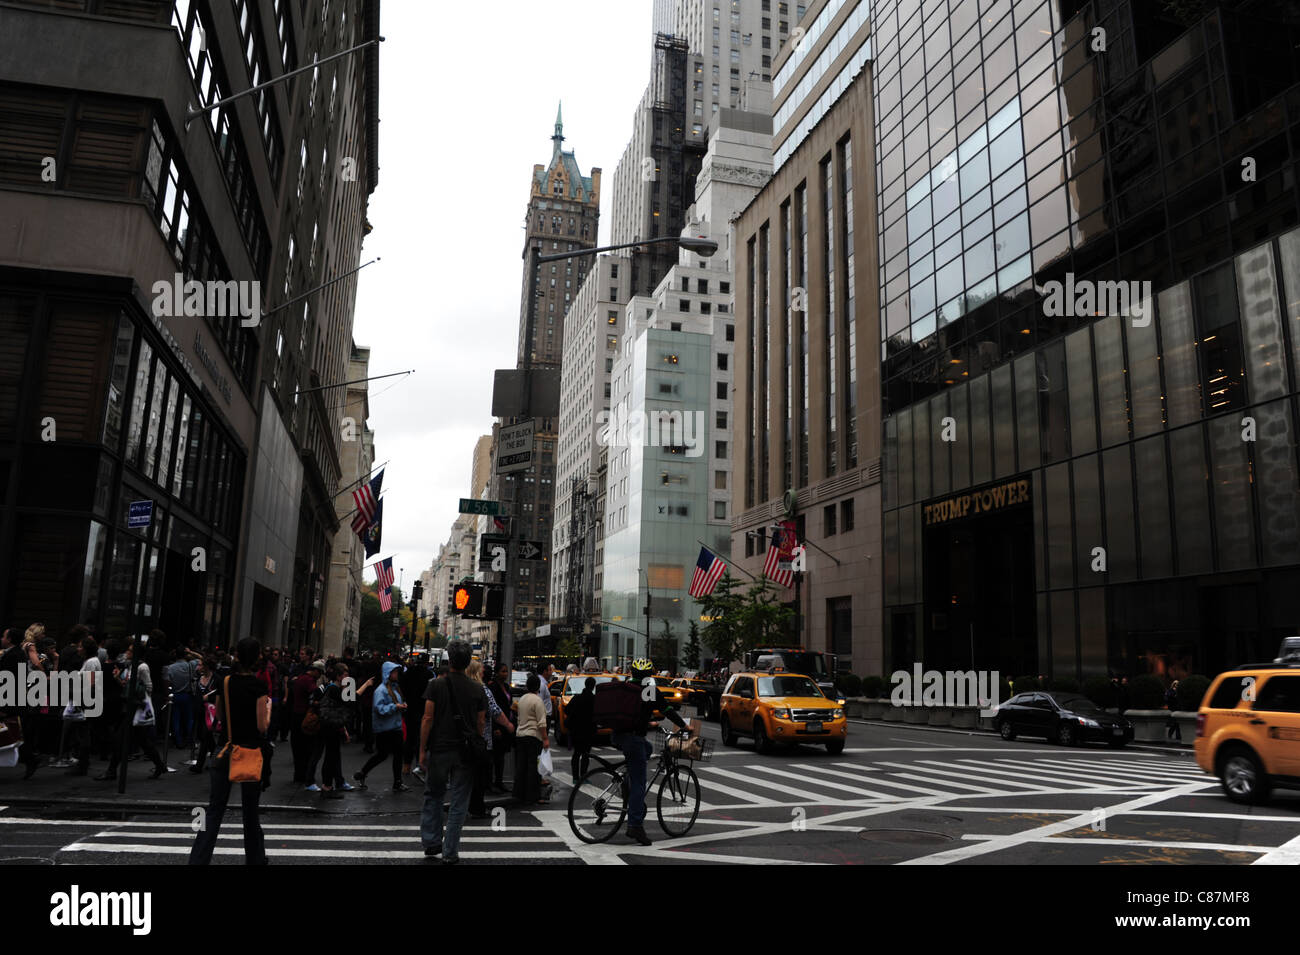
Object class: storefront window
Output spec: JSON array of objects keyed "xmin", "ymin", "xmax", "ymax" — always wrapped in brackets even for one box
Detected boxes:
[
  {"xmin": 1064, "ymin": 327, "xmax": 1096, "ymax": 454},
  {"xmin": 102, "ymin": 315, "xmax": 134, "ymax": 452},
  {"xmin": 1103, "ymin": 446, "xmax": 1136, "ymax": 582},
  {"xmin": 1169, "ymin": 425, "xmax": 1213, "ymax": 574},
  {"xmin": 142, "ymin": 360, "xmax": 167, "ymax": 481},
  {"xmin": 949, "ymin": 383, "xmax": 970, "ymax": 490},
  {"xmin": 156, "ymin": 377, "xmax": 179, "ymax": 487},
  {"xmin": 1013, "ymin": 352, "xmax": 1039, "ymax": 470},
  {"xmin": 991, "ymin": 364, "xmax": 1014, "ymax": 478},
  {"xmin": 1045, "ymin": 461, "xmax": 1072, "ymax": 589},
  {"xmin": 1251, "ymin": 399, "xmax": 1300, "ymax": 567},
  {"xmin": 1077, "ymin": 586, "xmax": 1107, "ymax": 674},
  {"xmin": 1235, "ymin": 241, "xmax": 1287, "ymax": 404},
  {"xmin": 172, "ymin": 394, "xmax": 191, "ymax": 497},
  {"xmin": 1157, "ymin": 281, "xmax": 1202, "ymax": 427},
  {"xmin": 1094, "ymin": 317, "xmax": 1129, "ymax": 447},
  {"xmin": 81, "ymin": 520, "xmax": 108, "ymax": 624},
  {"xmin": 884, "ymin": 508, "xmax": 900, "ymax": 606},
  {"xmin": 930, "ymin": 393, "xmax": 949, "ymax": 496},
  {"xmin": 1195, "ymin": 262, "xmax": 1245, "ymax": 414},
  {"xmin": 970, "ymin": 374, "xmax": 991, "ymax": 484},
  {"xmin": 1134, "ymin": 435, "xmax": 1172, "ymax": 578},
  {"xmin": 125, "ymin": 340, "xmax": 153, "ymax": 467},
  {"xmin": 1050, "ymin": 590, "xmax": 1076, "ymax": 676},
  {"xmin": 1126, "ymin": 309, "xmax": 1162, "ymax": 438},
  {"xmin": 1278, "ymin": 227, "xmax": 1300, "ymax": 386},
  {"xmin": 897, "ymin": 406, "xmax": 914, "ymax": 505},
  {"xmin": 914, "ymin": 399, "xmax": 931, "ymax": 501},
  {"xmin": 1208, "ymin": 416, "xmax": 1255, "ymax": 571},
  {"xmin": 1072, "ymin": 454, "xmax": 1101, "ymax": 583}
]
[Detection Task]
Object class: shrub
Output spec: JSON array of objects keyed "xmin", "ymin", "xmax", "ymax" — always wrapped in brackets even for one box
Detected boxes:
[
  {"xmin": 835, "ymin": 673, "xmax": 863, "ymax": 697},
  {"xmin": 1011, "ymin": 675, "xmax": 1040, "ymax": 692},
  {"xmin": 1046, "ymin": 677, "xmax": 1080, "ymax": 693},
  {"xmin": 861, "ymin": 675, "xmax": 885, "ymax": 698},
  {"xmin": 1083, "ymin": 675, "xmax": 1116, "ymax": 708},
  {"xmin": 1129, "ymin": 674, "xmax": 1166, "ymax": 709},
  {"xmin": 1176, "ymin": 675, "xmax": 1211, "ymax": 712}
]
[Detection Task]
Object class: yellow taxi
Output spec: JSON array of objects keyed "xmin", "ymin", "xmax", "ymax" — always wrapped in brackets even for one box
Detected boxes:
[
  {"xmin": 719, "ymin": 669, "xmax": 847, "ymax": 754},
  {"xmin": 1195, "ymin": 663, "xmax": 1300, "ymax": 803},
  {"xmin": 671, "ymin": 677, "xmax": 713, "ymax": 706},
  {"xmin": 554, "ymin": 673, "xmax": 626, "ymax": 746},
  {"xmin": 651, "ymin": 676, "xmax": 688, "ymax": 710}
]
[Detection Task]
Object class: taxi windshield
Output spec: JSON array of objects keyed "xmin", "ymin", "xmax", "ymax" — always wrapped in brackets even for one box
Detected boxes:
[
  {"xmin": 564, "ymin": 675, "xmax": 618, "ymax": 695},
  {"xmin": 757, "ymin": 676, "xmax": 822, "ymax": 698}
]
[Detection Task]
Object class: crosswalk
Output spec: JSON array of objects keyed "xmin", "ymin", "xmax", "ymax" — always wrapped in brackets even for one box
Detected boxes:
[
  {"xmin": 13, "ymin": 814, "xmax": 581, "ymax": 862},
  {"xmin": 686, "ymin": 754, "xmax": 1211, "ymax": 809}
]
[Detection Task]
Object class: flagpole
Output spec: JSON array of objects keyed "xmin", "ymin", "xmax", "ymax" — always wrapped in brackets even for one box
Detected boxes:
[
  {"xmin": 334, "ymin": 460, "xmax": 390, "ymax": 501},
  {"xmin": 695, "ymin": 540, "xmax": 756, "ymax": 581}
]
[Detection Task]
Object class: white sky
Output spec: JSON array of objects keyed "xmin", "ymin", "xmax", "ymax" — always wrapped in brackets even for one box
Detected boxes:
[{"xmin": 351, "ymin": 0, "xmax": 655, "ymax": 588}]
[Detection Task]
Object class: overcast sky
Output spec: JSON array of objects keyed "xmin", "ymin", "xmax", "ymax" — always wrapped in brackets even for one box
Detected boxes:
[{"xmin": 351, "ymin": 0, "xmax": 655, "ymax": 588}]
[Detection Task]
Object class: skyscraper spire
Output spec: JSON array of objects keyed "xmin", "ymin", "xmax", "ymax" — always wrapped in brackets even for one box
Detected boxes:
[{"xmin": 552, "ymin": 101, "xmax": 564, "ymax": 154}]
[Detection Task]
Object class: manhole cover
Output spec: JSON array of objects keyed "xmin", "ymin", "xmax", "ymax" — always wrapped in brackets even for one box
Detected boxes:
[{"xmin": 858, "ymin": 828, "xmax": 954, "ymax": 845}]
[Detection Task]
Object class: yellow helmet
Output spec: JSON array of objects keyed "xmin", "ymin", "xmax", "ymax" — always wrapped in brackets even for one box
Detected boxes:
[{"xmin": 630, "ymin": 658, "xmax": 655, "ymax": 678}]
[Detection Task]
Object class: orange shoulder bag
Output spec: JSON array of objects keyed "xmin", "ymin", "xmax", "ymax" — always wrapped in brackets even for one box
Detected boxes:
[{"xmin": 220, "ymin": 676, "xmax": 264, "ymax": 783}]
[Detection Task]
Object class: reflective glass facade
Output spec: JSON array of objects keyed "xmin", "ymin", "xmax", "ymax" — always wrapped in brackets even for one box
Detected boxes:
[{"xmin": 877, "ymin": 0, "xmax": 1300, "ymax": 680}]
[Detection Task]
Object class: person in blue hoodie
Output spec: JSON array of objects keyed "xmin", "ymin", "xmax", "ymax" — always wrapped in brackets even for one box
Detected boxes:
[{"xmin": 354, "ymin": 661, "xmax": 410, "ymax": 792}]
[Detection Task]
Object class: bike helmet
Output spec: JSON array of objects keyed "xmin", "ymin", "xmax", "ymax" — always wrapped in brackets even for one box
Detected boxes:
[{"xmin": 629, "ymin": 658, "xmax": 655, "ymax": 679}]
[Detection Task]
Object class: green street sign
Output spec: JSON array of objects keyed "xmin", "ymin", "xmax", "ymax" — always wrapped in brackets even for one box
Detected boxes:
[{"xmin": 459, "ymin": 498, "xmax": 501, "ymax": 516}]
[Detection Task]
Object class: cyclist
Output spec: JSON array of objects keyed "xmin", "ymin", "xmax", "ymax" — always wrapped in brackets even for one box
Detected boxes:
[{"xmin": 613, "ymin": 658, "xmax": 686, "ymax": 846}]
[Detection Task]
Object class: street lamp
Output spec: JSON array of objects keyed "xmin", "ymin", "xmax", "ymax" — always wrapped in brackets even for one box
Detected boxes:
[{"xmin": 497, "ymin": 232, "xmax": 718, "ymax": 670}]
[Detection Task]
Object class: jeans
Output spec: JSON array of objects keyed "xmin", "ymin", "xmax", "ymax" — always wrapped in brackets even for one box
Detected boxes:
[
  {"xmin": 421, "ymin": 749, "xmax": 473, "ymax": 858},
  {"xmin": 172, "ymin": 691, "xmax": 194, "ymax": 747},
  {"xmin": 359, "ymin": 728, "xmax": 403, "ymax": 784},
  {"xmin": 512, "ymin": 736, "xmax": 543, "ymax": 804},
  {"xmin": 320, "ymin": 730, "xmax": 343, "ymax": 788},
  {"xmin": 613, "ymin": 733, "xmax": 652, "ymax": 827},
  {"xmin": 188, "ymin": 766, "xmax": 266, "ymax": 865}
]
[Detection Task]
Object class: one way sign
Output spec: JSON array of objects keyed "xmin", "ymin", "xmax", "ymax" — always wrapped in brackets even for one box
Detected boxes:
[{"xmin": 518, "ymin": 540, "xmax": 544, "ymax": 561}]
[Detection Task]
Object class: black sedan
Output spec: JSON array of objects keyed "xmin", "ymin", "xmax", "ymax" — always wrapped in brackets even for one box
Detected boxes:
[{"xmin": 992, "ymin": 691, "xmax": 1134, "ymax": 747}]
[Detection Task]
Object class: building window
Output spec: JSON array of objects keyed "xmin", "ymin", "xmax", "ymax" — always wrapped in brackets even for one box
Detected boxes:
[
  {"xmin": 725, "ymin": 324, "xmax": 735, "ymax": 341},
  {"xmin": 716, "ymin": 411, "xmax": 727, "ymax": 429},
  {"xmin": 715, "ymin": 470, "xmax": 727, "ymax": 489},
  {"xmin": 714, "ymin": 501, "xmax": 727, "ymax": 520},
  {"xmin": 671, "ymin": 322, "xmax": 682, "ymax": 331},
  {"xmin": 716, "ymin": 441, "xmax": 727, "ymax": 458},
  {"xmin": 717, "ymin": 353, "xmax": 728, "ymax": 370},
  {"xmin": 717, "ymin": 381, "xmax": 727, "ymax": 399},
  {"xmin": 841, "ymin": 498, "xmax": 854, "ymax": 532},
  {"xmin": 679, "ymin": 299, "xmax": 691, "ymax": 312},
  {"xmin": 824, "ymin": 504, "xmax": 837, "ymax": 536}
]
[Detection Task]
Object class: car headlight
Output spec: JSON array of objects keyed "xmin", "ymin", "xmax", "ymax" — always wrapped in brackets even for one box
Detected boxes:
[
  {"xmin": 771, "ymin": 708, "xmax": 790, "ymax": 720},
  {"xmin": 833, "ymin": 709, "xmax": 844, "ymax": 719},
  {"xmin": 1078, "ymin": 717, "xmax": 1099, "ymax": 728}
]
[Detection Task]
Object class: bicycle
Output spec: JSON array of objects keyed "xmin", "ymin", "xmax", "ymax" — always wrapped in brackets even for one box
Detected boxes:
[{"xmin": 567, "ymin": 726, "xmax": 714, "ymax": 844}]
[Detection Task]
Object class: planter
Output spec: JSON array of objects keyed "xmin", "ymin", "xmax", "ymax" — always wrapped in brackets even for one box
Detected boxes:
[
  {"xmin": 927, "ymin": 707, "xmax": 954, "ymax": 727},
  {"xmin": 881, "ymin": 703, "xmax": 905, "ymax": 722},
  {"xmin": 1123, "ymin": 709, "xmax": 1170, "ymax": 743},
  {"xmin": 951, "ymin": 707, "xmax": 980, "ymax": 729},
  {"xmin": 901, "ymin": 706, "xmax": 930, "ymax": 724}
]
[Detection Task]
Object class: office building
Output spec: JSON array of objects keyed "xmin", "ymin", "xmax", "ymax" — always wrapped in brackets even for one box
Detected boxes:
[
  {"xmin": 731, "ymin": 0, "xmax": 879, "ymax": 673},
  {"xmin": 873, "ymin": 0, "xmax": 1300, "ymax": 679}
]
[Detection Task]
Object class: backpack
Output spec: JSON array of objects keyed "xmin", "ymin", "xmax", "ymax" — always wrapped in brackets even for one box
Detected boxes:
[
  {"xmin": 593, "ymin": 681, "xmax": 643, "ymax": 733},
  {"xmin": 318, "ymin": 686, "xmax": 347, "ymax": 730}
]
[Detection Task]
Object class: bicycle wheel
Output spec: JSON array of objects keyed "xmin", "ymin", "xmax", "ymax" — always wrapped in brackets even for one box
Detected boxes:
[
  {"xmin": 568, "ymin": 766, "xmax": 628, "ymax": 844},
  {"xmin": 655, "ymin": 764, "xmax": 701, "ymax": 837}
]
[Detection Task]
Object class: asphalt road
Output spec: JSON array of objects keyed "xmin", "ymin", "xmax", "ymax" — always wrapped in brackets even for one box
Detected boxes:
[{"xmin": 4, "ymin": 719, "xmax": 1300, "ymax": 865}]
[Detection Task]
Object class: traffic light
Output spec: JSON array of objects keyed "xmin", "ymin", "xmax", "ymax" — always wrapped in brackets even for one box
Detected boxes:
[
  {"xmin": 452, "ymin": 581, "xmax": 505, "ymax": 620},
  {"xmin": 453, "ymin": 581, "xmax": 484, "ymax": 616}
]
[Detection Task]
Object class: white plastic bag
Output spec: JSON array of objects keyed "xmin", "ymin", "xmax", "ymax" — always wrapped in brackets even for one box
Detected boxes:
[
  {"xmin": 132, "ymin": 696, "xmax": 155, "ymax": 727},
  {"xmin": 537, "ymin": 747, "xmax": 553, "ymax": 779},
  {"xmin": 62, "ymin": 701, "xmax": 86, "ymax": 722},
  {"xmin": 0, "ymin": 744, "xmax": 19, "ymax": 768}
]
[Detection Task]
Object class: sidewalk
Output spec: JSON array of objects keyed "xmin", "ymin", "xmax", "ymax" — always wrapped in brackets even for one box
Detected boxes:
[{"xmin": 0, "ymin": 737, "xmax": 519, "ymax": 815}]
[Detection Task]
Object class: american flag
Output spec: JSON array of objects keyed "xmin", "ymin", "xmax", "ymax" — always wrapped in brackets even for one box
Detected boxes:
[
  {"xmin": 374, "ymin": 557, "xmax": 394, "ymax": 611},
  {"xmin": 763, "ymin": 521, "xmax": 796, "ymax": 588},
  {"xmin": 689, "ymin": 547, "xmax": 727, "ymax": 598},
  {"xmin": 492, "ymin": 515, "xmax": 507, "ymax": 533},
  {"xmin": 351, "ymin": 469, "xmax": 384, "ymax": 534}
]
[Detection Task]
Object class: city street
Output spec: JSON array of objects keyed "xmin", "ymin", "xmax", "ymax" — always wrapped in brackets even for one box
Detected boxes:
[{"xmin": 5, "ymin": 720, "xmax": 1298, "ymax": 865}]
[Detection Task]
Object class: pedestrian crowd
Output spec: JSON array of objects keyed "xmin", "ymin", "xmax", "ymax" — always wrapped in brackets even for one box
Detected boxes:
[{"xmin": 1, "ymin": 625, "xmax": 601, "ymax": 866}]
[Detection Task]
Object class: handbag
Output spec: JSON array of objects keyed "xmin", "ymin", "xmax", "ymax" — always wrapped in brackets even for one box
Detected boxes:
[
  {"xmin": 132, "ymin": 695, "xmax": 155, "ymax": 727},
  {"xmin": 218, "ymin": 676, "xmax": 264, "ymax": 784},
  {"xmin": 445, "ymin": 676, "xmax": 487, "ymax": 766}
]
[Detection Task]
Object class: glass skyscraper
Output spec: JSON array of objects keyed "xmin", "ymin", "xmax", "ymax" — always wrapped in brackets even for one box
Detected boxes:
[{"xmin": 874, "ymin": 0, "xmax": 1300, "ymax": 680}]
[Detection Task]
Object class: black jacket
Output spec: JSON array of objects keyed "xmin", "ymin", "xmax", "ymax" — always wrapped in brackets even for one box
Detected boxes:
[{"xmin": 566, "ymin": 689, "xmax": 596, "ymax": 743}]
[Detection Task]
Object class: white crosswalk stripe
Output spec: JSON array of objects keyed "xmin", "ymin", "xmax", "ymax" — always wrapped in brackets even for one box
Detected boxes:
[
  {"xmin": 678, "ymin": 754, "xmax": 1207, "ymax": 808},
  {"xmin": 56, "ymin": 817, "xmax": 580, "ymax": 861}
]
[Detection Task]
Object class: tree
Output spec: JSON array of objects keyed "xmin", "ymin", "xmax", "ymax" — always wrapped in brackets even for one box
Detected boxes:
[
  {"xmin": 696, "ymin": 572, "xmax": 745, "ymax": 663},
  {"xmin": 555, "ymin": 635, "xmax": 583, "ymax": 663},
  {"xmin": 651, "ymin": 619, "xmax": 678, "ymax": 673},
  {"xmin": 683, "ymin": 620, "xmax": 702, "ymax": 671},
  {"xmin": 358, "ymin": 582, "xmax": 405, "ymax": 654},
  {"xmin": 737, "ymin": 576, "xmax": 795, "ymax": 655}
]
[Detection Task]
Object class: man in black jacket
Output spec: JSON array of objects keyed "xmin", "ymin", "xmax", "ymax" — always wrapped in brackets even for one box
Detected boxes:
[
  {"xmin": 400, "ymin": 656, "xmax": 431, "ymax": 774},
  {"xmin": 611, "ymin": 660, "xmax": 685, "ymax": 847},
  {"xmin": 565, "ymin": 677, "xmax": 597, "ymax": 783}
]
